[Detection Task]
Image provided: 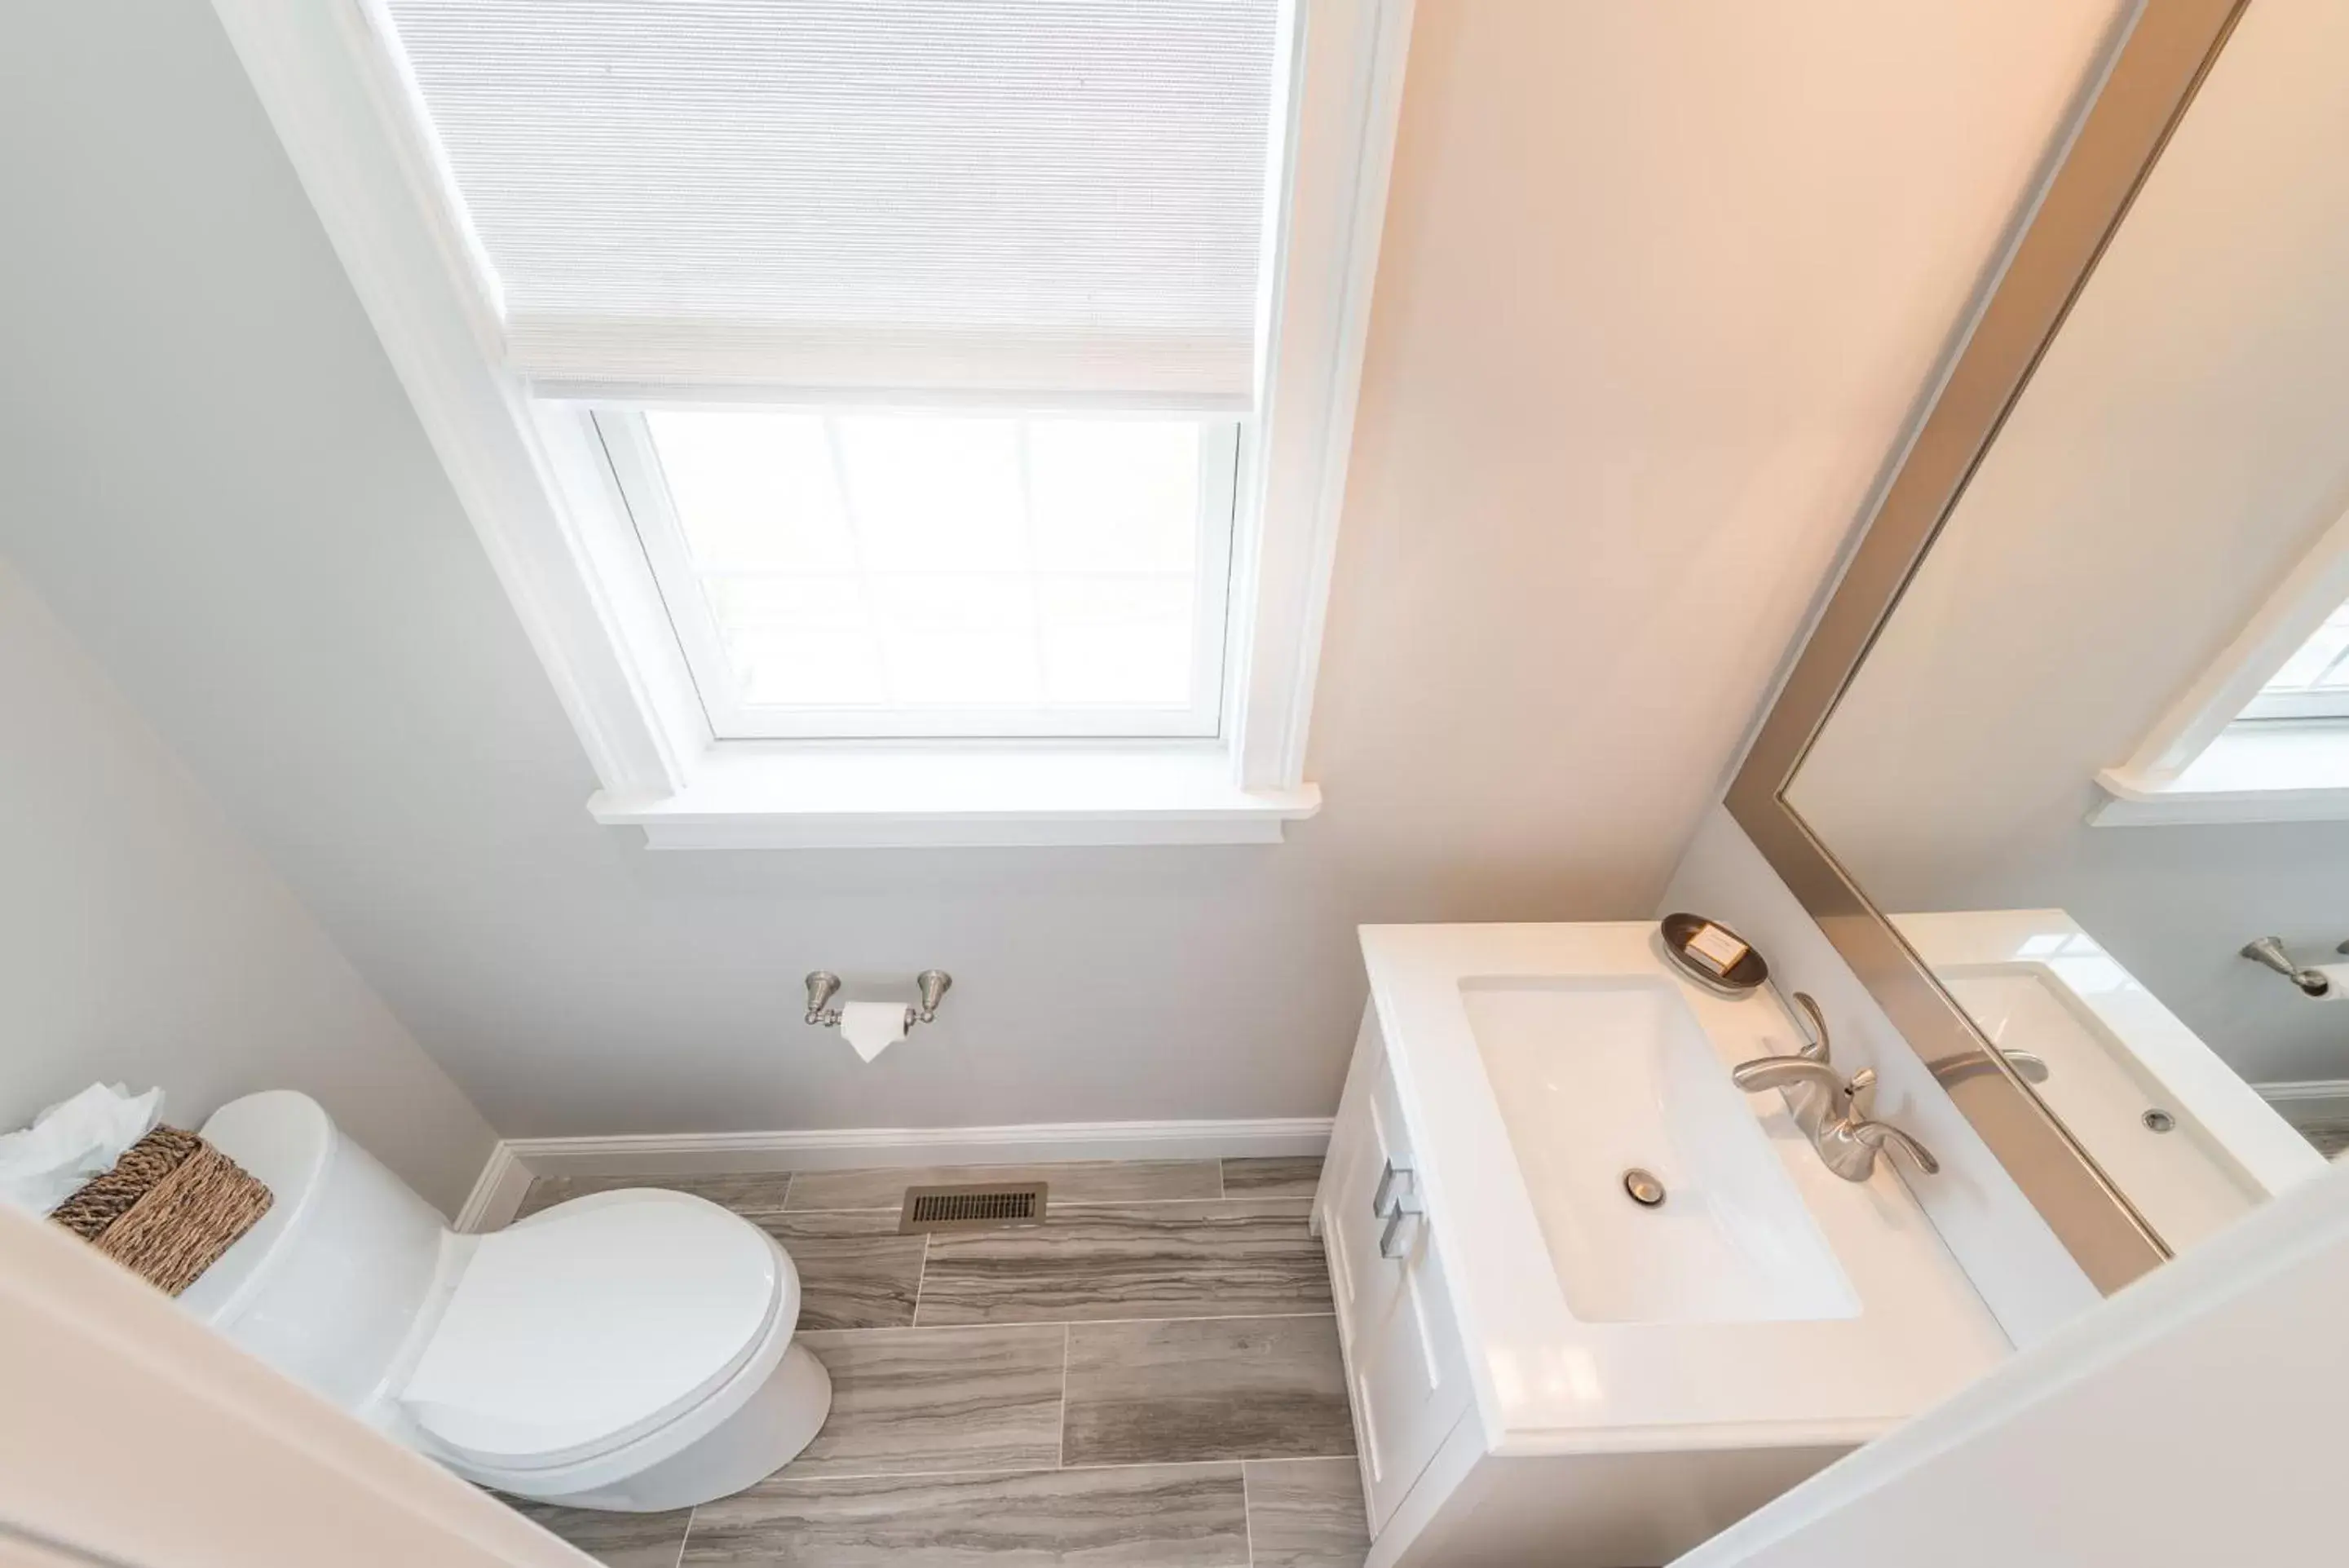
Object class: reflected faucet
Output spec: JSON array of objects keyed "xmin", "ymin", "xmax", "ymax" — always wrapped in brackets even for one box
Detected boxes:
[
  {"xmin": 1729, "ymin": 992, "xmax": 1939, "ymax": 1182},
  {"xmin": 1925, "ymin": 1045, "xmax": 2051, "ymax": 1088}
]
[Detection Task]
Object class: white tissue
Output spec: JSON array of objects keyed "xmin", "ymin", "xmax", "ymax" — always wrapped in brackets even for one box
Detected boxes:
[
  {"xmin": 840, "ymin": 1001, "xmax": 911, "ymax": 1062},
  {"xmin": 0, "ymin": 1082, "xmax": 166, "ymax": 1217},
  {"xmin": 2311, "ymin": 962, "xmax": 2349, "ymax": 1000}
]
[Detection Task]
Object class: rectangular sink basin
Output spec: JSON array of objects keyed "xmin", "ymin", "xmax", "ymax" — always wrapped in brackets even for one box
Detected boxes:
[
  {"xmin": 1937, "ymin": 963, "xmax": 2265, "ymax": 1252},
  {"xmin": 1459, "ymin": 974, "xmax": 1857, "ymax": 1324}
]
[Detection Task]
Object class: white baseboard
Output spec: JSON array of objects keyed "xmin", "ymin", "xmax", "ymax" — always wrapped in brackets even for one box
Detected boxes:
[
  {"xmin": 453, "ymin": 1116, "xmax": 1334, "ymax": 1234},
  {"xmin": 2256, "ymin": 1079, "xmax": 2349, "ymax": 1125},
  {"xmin": 451, "ymin": 1142, "xmax": 534, "ymax": 1235}
]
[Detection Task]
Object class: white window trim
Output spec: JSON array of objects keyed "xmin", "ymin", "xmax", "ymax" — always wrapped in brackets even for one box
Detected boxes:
[
  {"xmin": 210, "ymin": 0, "xmax": 1415, "ymax": 848},
  {"xmin": 2092, "ymin": 497, "xmax": 2349, "ymax": 826},
  {"xmin": 2237, "ymin": 688, "xmax": 2349, "ymax": 722}
]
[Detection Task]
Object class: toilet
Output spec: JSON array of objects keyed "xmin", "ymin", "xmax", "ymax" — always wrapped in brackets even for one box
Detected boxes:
[{"xmin": 177, "ymin": 1091, "xmax": 831, "ymax": 1512}]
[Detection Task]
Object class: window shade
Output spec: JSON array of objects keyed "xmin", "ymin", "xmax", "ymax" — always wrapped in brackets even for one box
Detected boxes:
[{"xmin": 377, "ymin": 0, "xmax": 1283, "ymax": 409}]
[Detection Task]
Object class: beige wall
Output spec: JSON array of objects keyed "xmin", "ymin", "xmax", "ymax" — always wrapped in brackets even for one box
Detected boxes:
[
  {"xmin": 0, "ymin": 0, "xmax": 2125, "ymax": 1136},
  {"xmin": 1312, "ymin": 0, "xmax": 2127, "ymax": 902},
  {"xmin": 0, "ymin": 563, "xmax": 496, "ymax": 1213}
]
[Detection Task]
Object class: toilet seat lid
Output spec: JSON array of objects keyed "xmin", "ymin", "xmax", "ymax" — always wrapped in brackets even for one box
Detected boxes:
[{"xmin": 402, "ymin": 1190, "xmax": 789, "ymax": 1469}]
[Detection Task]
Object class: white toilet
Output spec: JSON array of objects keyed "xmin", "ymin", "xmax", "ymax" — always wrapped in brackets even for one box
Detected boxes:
[{"xmin": 179, "ymin": 1090, "xmax": 832, "ymax": 1512}]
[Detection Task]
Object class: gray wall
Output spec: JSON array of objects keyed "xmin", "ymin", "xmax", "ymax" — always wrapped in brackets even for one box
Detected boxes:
[
  {"xmin": 0, "ymin": 1, "xmax": 2117, "ymax": 1137},
  {"xmin": 1790, "ymin": 0, "xmax": 2349, "ymax": 1087},
  {"xmin": 0, "ymin": 563, "xmax": 495, "ymax": 1214}
]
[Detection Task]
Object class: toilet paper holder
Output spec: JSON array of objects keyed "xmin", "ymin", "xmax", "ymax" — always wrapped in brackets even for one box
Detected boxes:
[
  {"xmin": 804, "ymin": 970, "xmax": 952, "ymax": 1030},
  {"xmin": 2239, "ymin": 936, "xmax": 2344, "ymax": 997}
]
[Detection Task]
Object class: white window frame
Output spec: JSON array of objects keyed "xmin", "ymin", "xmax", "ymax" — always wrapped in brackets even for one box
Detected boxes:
[
  {"xmin": 2232, "ymin": 608, "xmax": 2349, "ymax": 723},
  {"xmin": 2093, "ymin": 497, "xmax": 2349, "ymax": 825},
  {"xmin": 210, "ymin": 0, "xmax": 1415, "ymax": 847},
  {"xmin": 2237, "ymin": 689, "xmax": 2349, "ymax": 722},
  {"xmin": 596, "ymin": 410, "xmax": 1241, "ymax": 742}
]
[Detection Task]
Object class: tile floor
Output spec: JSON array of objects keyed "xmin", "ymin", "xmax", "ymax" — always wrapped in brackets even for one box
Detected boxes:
[
  {"xmin": 2300, "ymin": 1121, "xmax": 2349, "ymax": 1159},
  {"xmin": 502, "ymin": 1155, "xmax": 1369, "ymax": 1568}
]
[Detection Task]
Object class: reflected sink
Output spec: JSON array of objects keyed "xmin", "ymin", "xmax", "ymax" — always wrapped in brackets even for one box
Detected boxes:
[
  {"xmin": 1892, "ymin": 908, "xmax": 2324, "ymax": 1256},
  {"xmin": 1936, "ymin": 963, "xmax": 2264, "ymax": 1252},
  {"xmin": 1459, "ymin": 974, "xmax": 1857, "ymax": 1324}
]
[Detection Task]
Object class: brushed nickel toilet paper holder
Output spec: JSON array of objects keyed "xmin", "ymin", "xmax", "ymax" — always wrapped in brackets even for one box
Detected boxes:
[
  {"xmin": 804, "ymin": 970, "xmax": 952, "ymax": 1030},
  {"xmin": 2240, "ymin": 936, "xmax": 2342, "ymax": 997}
]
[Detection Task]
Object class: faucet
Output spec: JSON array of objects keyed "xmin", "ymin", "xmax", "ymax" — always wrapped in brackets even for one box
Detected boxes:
[
  {"xmin": 1729, "ymin": 992, "xmax": 1939, "ymax": 1182},
  {"xmin": 1924, "ymin": 1045, "xmax": 2051, "ymax": 1088}
]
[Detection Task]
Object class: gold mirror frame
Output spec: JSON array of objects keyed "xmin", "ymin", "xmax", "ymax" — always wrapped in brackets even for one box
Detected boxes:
[{"xmin": 1726, "ymin": 0, "xmax": 2246, "ymax": 1295}]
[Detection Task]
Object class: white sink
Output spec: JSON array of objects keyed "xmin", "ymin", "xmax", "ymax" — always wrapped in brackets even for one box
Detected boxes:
[
  {"xmin": 1460, "ymin": 974, "xmax": 1857, "ymax": 1323},
  {"xmin": 1332, "ymin": 922, "xmax": 2015, "ymax": 1567},
  {"xmin": 1353, "ymin": 921, "xmax": 2008, "ymax": 1447},
  {"xmin": 1892, "ymin": 908, "xmax": 2325, "ymax": 1255}
]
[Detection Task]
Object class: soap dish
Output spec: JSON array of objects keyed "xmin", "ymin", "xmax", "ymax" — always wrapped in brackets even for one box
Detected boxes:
[{"xmin": 1658, "ymin": 912, "xmax": 1770, "ymax": 996}]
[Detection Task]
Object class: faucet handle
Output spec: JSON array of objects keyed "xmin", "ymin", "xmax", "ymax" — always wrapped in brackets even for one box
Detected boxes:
[
  {"xmin": 1852, "ymin": 1119, "xmax": 1939, "ymax": 1176},
  {"xmin": 1788, "ymin": 991, "xmax": 1831, "ymax": 1062},
  {"xmin": 1731, "ymin": 1056, "xmax": 1844, "ymax": 1095}
]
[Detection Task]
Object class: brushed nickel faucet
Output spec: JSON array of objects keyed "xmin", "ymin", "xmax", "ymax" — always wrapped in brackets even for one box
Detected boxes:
[{"xmin": 1730, "ymin": 992, "xmax": 1939, "ymax": 1182}]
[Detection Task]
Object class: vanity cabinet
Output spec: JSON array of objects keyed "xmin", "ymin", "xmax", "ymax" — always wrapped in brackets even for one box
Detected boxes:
[
  {"xmin": 1314, "ymin": 970, "xmax": 1959, "ymax": 1568},
  {"xmin": 1321, "ymin": 926, "xmax": 2016, "ymax": 1565},
  {"xmin": 1315, "ymin": 1010, "xmax": 1475, "ymax": 1538}
]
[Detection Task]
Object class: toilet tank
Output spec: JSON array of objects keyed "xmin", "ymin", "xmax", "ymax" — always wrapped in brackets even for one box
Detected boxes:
[{"xmin": 179, "ymin": 1091, "xmax": 454, "ymax": 1421}]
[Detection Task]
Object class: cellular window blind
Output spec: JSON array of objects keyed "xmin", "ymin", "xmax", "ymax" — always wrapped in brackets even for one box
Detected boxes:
[{"xmin": 374, "ymin": 0, "xmax": 1283, "ymax": 409}]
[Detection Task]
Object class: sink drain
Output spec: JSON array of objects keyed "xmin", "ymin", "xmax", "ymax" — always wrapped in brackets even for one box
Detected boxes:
[
  {"xmin": 1622, "ymin": 1168, "xmax": 1667, "ymax": 1208},
  {"xmin": 2142, "ymin": 1109, "xmax": 2176, "ymax": 1133}
]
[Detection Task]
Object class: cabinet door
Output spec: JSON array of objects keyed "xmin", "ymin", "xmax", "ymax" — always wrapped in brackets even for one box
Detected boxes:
[{"xmin": 1322, "ymin": 1019, "xmax": 1473, "ymax": 1535}]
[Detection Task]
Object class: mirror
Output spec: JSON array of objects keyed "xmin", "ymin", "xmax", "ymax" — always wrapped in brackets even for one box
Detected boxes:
[{"xmin": 1779, "ymin": 2, "xmax": 2345, "ymax": 1273}]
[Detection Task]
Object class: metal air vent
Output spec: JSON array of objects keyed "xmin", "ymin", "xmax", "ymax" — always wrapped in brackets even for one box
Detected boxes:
[{"xmin": 898, "ymin": 1182, "xmax": 1049, "ymax": 1235}]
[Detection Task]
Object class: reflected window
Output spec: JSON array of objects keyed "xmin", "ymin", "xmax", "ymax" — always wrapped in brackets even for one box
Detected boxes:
[{"xmin": 2237, "ymin": 599, "xmax": 2349, "ymax": 722}]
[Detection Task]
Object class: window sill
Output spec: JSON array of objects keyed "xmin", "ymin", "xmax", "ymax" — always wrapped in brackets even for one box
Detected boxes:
[
  {"xmin": 2092, "ymin": 726, "xmax": 2349, "ymax": 825},
  {"xmin": 586, "ymin": 744, "xmax": 1322, "ymax": 849}
]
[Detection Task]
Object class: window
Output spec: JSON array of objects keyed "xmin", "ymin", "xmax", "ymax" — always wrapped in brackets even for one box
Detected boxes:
[
  {"xmin": 219, "ymin": 0, "xmax": 1411, "ymax": 843},
  {"xmin": 2234, "ymin": 599, "xmax": 2349, "ymax": 723},
  {"xmin": 2094, "ymin": 523, "xmax": 2349, "ymax": 824},
  {"xmin": 603, "ymin": 412, "xmax": 1239, "ymax": 739}
]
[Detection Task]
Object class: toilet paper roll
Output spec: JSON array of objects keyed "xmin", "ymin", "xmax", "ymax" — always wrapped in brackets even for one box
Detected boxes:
[
  {"xmin": 2308, "ymin": 963, "xmax": 2349, "ymax": 1000},
  {"xmin": 841, "ymin": 1001, "xmax": 911, "ymax": 1062}
]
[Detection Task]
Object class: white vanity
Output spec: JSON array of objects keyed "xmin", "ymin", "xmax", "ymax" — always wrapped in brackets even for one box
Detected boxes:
[{"xmin": 1314, "ymin": 923, "xmax": 2011, "ymax": 1566}]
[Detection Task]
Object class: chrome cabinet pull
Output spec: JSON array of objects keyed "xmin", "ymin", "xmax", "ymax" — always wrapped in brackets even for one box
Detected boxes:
[
  {"xmin": 1378, "ymin": 1188, "xmax": 1424, "ymax": 1259},
  {"xmin": 1372, "ymin": 1156, "xmax": 1424, "ymax": 1259}
]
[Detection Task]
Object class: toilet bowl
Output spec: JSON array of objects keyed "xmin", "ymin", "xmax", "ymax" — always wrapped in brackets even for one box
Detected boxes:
[{"xmin": 178, "ymin": 1091, "xmax": 831, "ymax": 1512}]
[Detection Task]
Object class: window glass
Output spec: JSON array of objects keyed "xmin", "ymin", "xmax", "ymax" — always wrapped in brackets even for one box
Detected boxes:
[{"xmin": 623, "ymin": 411, "xmax": 1233, "ymax": 738}]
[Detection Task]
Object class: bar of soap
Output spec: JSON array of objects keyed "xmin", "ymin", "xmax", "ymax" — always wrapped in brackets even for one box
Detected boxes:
[{"xmin": 1684, "ymin": 922, "xmax": 1750, "ymax": 976}]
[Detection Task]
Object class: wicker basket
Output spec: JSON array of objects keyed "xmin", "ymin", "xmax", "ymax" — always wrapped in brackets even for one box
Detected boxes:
[{"xmin": 49, "ymin": 1125, "xmax": 273, "ymax": 1296}]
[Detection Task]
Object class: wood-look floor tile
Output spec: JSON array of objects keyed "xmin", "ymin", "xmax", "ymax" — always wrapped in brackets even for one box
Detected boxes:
[
  {"xmin": 2303, "ymin": 1121, "xmax": 2349, "ymax": 1159},
  {"xmin": 1062, "ymin": 1316, "xmax": 1354, "ymax": 1466},
  {"xmin": 1219, "ymin": 1155, "xmax": 1324, "ymax": 1199},
  {"xmin": 755, "ymin": 1212, "xmax": 927, "ymax": 1331},
  {"xmin": 915, "ymin": 1199, "xmax": 1331, "ymax": 1326},
  {"xmin": 783, "ymin": 1159, "xmax": 1221, "ymax": 1212},
  {"xmin": 1244, "ymin": 1459, "xmax": 1372, "ymax": 1568},
  {"xmin": 791, "ymin": 1325, "xmax": 1065, "ymax": 1477},
  {"xmin": 515, "ymin": 1170, "xmax": 794, "ymax": 1220},
  {"xmin": 682, "ymin": 1464, "xmax": 1249, "ymax": 1567},
  {"xmin": 501, "ymin": 1495, "xmax": 695, "ymax": 1568}
]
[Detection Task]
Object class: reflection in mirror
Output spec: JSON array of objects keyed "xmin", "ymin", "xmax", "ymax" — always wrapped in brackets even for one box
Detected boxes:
[{"xmin": 1785, "ymin": 0, "xmax": 2346, "ymax": 1267}]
